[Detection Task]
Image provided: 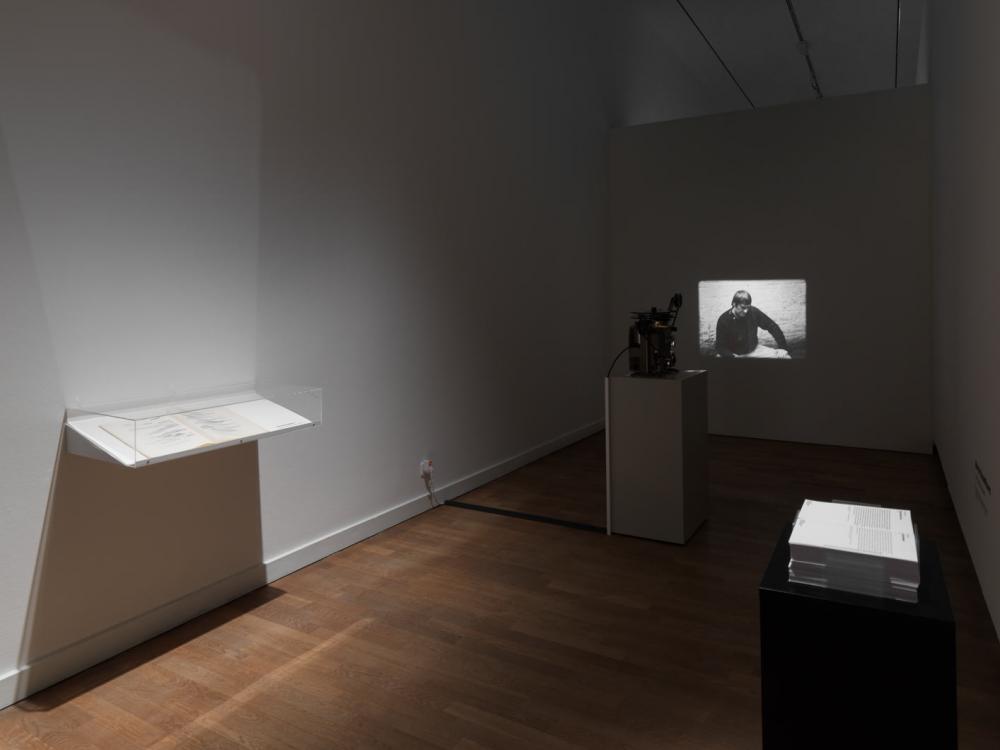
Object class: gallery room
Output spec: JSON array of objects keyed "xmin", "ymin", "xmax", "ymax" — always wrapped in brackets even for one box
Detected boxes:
[{"xmin": 0, "ymin": 0, "xmax": 997, "ymax": 748}]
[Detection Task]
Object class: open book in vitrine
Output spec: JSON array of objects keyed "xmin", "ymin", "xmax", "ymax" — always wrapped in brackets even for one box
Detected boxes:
[{"xmin": 64, "ymin": 385, "xmax": 321, "ymax": 468}]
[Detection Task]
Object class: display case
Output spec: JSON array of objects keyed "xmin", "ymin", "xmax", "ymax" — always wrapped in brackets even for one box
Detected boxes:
[{"xmin": 64, "ymin": 384, "xmax": 322, "ymax": 468}]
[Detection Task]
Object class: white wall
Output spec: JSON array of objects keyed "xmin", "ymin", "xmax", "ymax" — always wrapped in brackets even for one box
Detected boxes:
[
  {"xmin": 609, "ymin": 87, "xmax": 931, "ymax": 453},
  {"xmin": 0, "ymin": 118, "xmax": 65, "ymax": 692},
  {"xmin": 0, "ymin": 0, "xmax": 263, "ymax": 702},
  {"xmin": 0, "ymin": 0, "xmax": 611, "ymax": 705},
  {"xmin": 252, "ymin": 0, "xmax": 610, "ymax": 560},
  {"xmin": 929, "ymin": 0, "xmax": 1000, "ymax": 637},
  {"xmin": 0, "ymin": 0, "xmax": 260, "ymax": 408}
]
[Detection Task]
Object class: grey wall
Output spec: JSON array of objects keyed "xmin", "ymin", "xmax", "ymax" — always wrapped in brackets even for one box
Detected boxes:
[
  {"xmin": 609, "ymin": 86, "xmax": 931, "ymax": 452},
  {"xmin": 929, "ymin": 0, "xmax": 1000, "ymax": 636},
  {"xmin": 0, "ymin": 0, "xmax": 611, "ymax": 701},
  {"xmin": 611, "ymin": 0, "xmax": 751, "ymax": 126},
  {"xmin": 251, "ymin": 1, "xmax": 611, "ymax": 573}
]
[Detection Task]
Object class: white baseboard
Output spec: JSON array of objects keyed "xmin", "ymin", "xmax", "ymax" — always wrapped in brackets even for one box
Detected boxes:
[{"xmin": 0, "ymin": 419, "xmax": 603, "ymax": 709}]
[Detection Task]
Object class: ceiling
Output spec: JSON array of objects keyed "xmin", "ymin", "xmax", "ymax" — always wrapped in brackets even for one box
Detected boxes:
[{"xmin": 615, "ymin": 0, "xmax": 928, "ymax": 126}]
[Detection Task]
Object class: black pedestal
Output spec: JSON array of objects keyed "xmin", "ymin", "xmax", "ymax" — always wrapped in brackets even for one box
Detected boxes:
[{"xmin": 759, "ymin": 524, "xmax": 956, "ymax": 750}]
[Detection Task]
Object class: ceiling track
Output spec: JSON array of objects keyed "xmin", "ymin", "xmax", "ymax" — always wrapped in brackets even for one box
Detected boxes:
[
  {"xmin": 784, "ymin": 0, "xmax": 823, "ymax": 99},
  {"xmin": 675, "ymin": 0, "xmax": 756, "ymax": 109}
]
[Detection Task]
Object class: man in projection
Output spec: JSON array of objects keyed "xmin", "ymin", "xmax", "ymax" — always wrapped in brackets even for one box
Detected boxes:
[{"xmin": 715, "ymin": 290, "xmax": 789, "ymax": 358}]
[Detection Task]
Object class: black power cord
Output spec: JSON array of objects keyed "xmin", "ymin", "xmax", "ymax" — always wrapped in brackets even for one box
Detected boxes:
[{"xmin": 606, "ymin": 346, "xmax": 632, "ymax": 379}]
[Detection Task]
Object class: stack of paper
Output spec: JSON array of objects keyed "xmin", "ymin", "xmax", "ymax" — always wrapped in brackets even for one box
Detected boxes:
[{"xmin": 788, "ymin": 499, "xmax": 920, "ymax": 603}]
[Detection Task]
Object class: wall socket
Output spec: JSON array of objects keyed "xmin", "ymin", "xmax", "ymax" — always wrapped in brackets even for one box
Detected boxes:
[{"xmin": 419, "ymin": 458, "xmax": 433, "ymax": 479}]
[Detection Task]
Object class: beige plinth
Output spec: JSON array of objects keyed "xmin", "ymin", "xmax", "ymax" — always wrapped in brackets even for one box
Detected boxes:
[{"xmin": 605, "ymin": 370, "xmax": 709, "ymax": 543}]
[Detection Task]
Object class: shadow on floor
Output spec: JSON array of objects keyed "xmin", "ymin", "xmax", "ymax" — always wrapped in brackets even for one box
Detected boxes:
[
  {"xmin": 452, "ymin": 432, "xmax": 607, "ymax": 529},
  {"xmin": 15, "ymin": 432, "xmax": 272, "ymax": 710}
]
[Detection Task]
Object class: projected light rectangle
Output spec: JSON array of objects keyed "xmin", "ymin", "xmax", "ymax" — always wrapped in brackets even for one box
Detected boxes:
[{"xmin": 699, "ymin": 279, "xmax": 806, "ymax": 359}]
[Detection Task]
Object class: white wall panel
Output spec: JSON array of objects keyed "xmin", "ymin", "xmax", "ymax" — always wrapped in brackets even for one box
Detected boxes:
[
  {"xmin": 253, "ymin": 0, "xmax": 610, "ymax": 559},
  {"xmin": 929, "ymin": 0, "xmax": 1000, "ymax": 639},
  {"xmin": 0, "ymin": 0, "xmax": 260, "ymax": 409}
]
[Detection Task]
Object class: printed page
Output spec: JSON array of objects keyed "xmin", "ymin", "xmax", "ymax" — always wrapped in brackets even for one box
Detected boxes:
[
  {"xmin": 797, "ymin": 499, "xmax": 913, "ymax": 534},
  {"xmin": 100, "ymin": 415, "xmax": 213, "ymax": 460},
  {"xmin": 790, "ymin": 517, "xmax": 918, "ymax": 562},
  {"xmin": 227, "ymin": 399, "xmax": 312, "ymax": 432},
  {"xmin": 175, "ymin": 406, "xmax": 265, "ymax": 443}
]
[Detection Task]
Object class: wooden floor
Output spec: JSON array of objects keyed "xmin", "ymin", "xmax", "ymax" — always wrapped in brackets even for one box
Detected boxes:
[
  {"xmin": 2, "ymin": 435, "xmax": 999, "ymax": 749},
  {"xmin": 452, "ymin": 433, "xmax": 606, "ymax": 527}
]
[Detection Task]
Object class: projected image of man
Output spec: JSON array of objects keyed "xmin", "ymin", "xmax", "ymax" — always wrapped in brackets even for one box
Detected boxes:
[{"xmin": 715, "ymin": 290, "xmax": 789, "ymax": 358}]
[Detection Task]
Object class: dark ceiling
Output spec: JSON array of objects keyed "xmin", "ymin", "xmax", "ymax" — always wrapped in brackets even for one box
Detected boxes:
[{"xmin": 617, "ymin": 0, "xmax": 927, "ymax": 125}]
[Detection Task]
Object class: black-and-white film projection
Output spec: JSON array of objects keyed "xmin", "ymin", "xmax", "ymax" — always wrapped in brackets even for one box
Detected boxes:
[{"xmin": 698, "ymin": 279, "xmax": 807, "ymax": 359}]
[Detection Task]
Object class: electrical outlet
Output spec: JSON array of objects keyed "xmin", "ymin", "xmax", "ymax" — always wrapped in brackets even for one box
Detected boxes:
[{"xmin": 419, "ymin": 458, "xmax": 434, "ymax": 479}]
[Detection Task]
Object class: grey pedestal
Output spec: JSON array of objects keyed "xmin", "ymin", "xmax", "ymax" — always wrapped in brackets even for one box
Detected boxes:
[{"xmin": 605, "ymin": 370, "xmax": 709, "ymax": 543}]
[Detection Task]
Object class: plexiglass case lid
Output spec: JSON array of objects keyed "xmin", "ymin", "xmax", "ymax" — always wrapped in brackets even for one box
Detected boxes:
[{"xmin": 65, "ymin": 383, "xmax": 321, "ymax": 468}]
